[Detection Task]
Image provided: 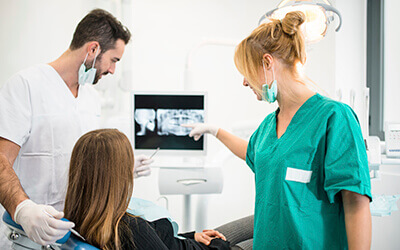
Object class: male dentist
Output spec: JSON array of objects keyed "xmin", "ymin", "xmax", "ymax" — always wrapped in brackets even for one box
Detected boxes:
[{"xmin": 0, "ymin": 9, "xmax": 152, "ymax": 247}]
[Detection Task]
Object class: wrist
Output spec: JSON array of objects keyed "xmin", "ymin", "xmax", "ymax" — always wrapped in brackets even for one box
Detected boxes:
[
  {"xmin": 8, "ymin": 195, "xmax": 29, "ymax": 221},
  {"xmin": 14, "ymin": 199, "xmax": 34, "ymax": 223},
  {"xmin": 214, "ymin": 127, "xmax": 220, "ymax": 137},
  {"xmin": 194, "ymin": 232, "xmax": 200, "ymax": 242}
]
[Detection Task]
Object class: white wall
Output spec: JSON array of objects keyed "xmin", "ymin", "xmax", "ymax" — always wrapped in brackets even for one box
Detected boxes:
[
  {"xmin": 335, "ymin": 0, "xmax": 368, "ymax": 135},
  {"xmin": 384, "ymin": 0, "xmax": 400, "ymax": 123},
  {"xmin": 0, "ymin": 0, "xmax": 82, "ymax": 87}
]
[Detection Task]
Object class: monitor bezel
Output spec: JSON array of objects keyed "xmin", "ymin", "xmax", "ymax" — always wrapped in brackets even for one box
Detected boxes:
[{"xmin": 131, "ymin": 91, "xmax": 208, "ymax": 156}]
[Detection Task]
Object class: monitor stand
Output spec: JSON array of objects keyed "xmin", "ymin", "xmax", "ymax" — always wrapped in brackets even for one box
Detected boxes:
[{"xmin": 158, "ymin": 167, "xmax": 223, "ymax": 232}]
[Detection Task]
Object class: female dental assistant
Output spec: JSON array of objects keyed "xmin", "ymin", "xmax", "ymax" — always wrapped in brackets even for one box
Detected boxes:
[{"xmin": 184, "ymin": 11, "xmax": 372, "ymax": 249}]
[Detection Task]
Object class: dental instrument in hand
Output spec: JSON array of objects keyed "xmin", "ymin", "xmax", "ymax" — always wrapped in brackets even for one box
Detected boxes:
[
  {"xmin": 43, "ymin": 210, "xmax": 86, "ymax": 242},
  {"xmin": 149, "ymin": 147, "xmax": 160, "ymax": 159}
]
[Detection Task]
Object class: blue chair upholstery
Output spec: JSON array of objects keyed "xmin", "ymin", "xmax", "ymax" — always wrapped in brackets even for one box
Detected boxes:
[
  {"xmin": 61, "ymin": 237, "xmax": 99, "ymax": 250},
  {"xmin": 2, "ymin": 211, "xmax": 99, "ymax": 250}
]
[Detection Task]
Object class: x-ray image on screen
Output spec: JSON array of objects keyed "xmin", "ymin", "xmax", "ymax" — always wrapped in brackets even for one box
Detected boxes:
[
  {"xmin": 134, "ymin": 109, "xmax": 156, "ymax": 136},
  {"xmin": 133, "ymin": 93, "xmax": 206, "ymax": 151},
  {"xmin": 157, "ymin": 109, "xmax": 204, "ymax": 136}
]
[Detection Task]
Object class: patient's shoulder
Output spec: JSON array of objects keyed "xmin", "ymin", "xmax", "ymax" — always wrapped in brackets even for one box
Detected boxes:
[
  {"xmin": 120, "ymin": 214, "xmax": 169, "ymax": 249},
  {"xmin": 122, "ymin": 214, "xmax": 150, "ymax": 230}
]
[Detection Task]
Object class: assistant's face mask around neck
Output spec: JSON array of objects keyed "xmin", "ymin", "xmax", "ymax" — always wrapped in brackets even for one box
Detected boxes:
[
  {"xmin": 262, "ymin": 61, "xmax": 278, "ymax": 103},
  {"xmin": 78, "ymin": 48, "xmax": 100, "ymax": 85}
]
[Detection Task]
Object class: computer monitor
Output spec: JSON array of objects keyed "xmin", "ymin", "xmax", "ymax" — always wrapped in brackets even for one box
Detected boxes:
[{"xmin": 132, "ymin": 91, "xmax": 207, "ymax": 156}]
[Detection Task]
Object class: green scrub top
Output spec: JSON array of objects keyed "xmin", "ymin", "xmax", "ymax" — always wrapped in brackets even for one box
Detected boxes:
[{"xmin": 246, "ymin": 93, "xmax": 371, "ymax": 249}]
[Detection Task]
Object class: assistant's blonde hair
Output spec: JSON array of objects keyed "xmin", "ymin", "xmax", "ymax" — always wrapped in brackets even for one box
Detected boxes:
[
  {"xmin": 64, "ymin": 129, "xmax": 135, "ymax": 249},
  {"xmin": 234, "ymin": 11, "xmax": 306, "ymax": 93}
]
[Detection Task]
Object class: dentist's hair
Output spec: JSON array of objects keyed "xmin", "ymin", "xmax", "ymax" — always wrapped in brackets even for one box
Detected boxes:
[
  {"xmin": 64, "ymin": 129, "xmax": 135, "ymax": 249},
  {"xmin": 69, "ymin": 9, "xmax": 131, "ymax": 53},
  {"xmin": 234, "ymin": 11, "xmax": 306, "ymax": 93}
]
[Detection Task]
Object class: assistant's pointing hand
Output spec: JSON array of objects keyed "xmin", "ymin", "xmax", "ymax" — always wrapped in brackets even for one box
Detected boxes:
[{"xmin": 181, "ymin": 123, "xmax": 219, "ymax": 141}]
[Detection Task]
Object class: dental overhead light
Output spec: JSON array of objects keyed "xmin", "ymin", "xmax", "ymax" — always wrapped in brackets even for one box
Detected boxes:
[{"xmin": 259, "ymin": 0, "xmax": 342, "ymax": 43}]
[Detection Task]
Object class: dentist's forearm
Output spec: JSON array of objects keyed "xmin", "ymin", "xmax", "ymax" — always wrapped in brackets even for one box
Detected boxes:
[
  {"xmin": 342, "ymin": 190, "xmax": 371, "ymax": 250},
  {"xmin": 0, "ymin": 154, "xmax": 29, "ymax": 219},
  {"xmin": 0, "ymin": 138, "xmax": 28, "ymax": 220},
  {"xmin": 216, "ymin": 129, "xmax": 248, "ymax": 160}
]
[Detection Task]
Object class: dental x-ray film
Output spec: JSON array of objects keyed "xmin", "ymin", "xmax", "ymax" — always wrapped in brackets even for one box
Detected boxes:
[{"xmin": 133, "ymin": 93, "xmax": 205, "ymax": 150}]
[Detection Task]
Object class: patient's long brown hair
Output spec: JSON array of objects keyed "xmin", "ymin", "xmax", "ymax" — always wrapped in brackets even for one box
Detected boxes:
[{"xmin": 64, "ymin": 129, "xmax": 134, "ymax": 249}]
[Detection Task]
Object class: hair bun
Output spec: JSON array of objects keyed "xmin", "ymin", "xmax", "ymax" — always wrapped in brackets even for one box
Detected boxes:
[{"xmin": 281, "ymin": 11, "xmax": 305, "ymax": 36}]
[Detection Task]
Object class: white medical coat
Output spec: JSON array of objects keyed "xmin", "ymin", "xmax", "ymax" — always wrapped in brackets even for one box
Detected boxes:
[{"xmin": 0, "ymin": 64, "xmax": 100, "ymax": 211}]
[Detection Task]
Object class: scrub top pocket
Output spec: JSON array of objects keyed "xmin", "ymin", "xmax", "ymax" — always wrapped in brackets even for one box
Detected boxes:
[{"xmin": 282, "ymin": 162, "xmax": 319, "ymax": 209}]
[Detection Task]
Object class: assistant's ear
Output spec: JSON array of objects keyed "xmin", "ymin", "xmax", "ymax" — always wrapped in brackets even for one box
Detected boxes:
[{"xmin": 262, "ymin": 54, "xmax": 274, "ymax": 69}]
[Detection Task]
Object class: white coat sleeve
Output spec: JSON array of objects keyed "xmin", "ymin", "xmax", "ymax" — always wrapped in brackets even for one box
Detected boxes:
[{"xmin": 0, "ymin": 74, "xmax": 32, "ymax": 146}]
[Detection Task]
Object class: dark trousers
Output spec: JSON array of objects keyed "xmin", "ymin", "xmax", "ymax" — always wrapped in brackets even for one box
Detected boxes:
[{"xmin": 214, "ymin": 215, "xmax": 254, "ymax": 250}]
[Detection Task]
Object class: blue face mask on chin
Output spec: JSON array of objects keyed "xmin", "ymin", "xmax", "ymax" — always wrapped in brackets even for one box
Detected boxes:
[
  {"xmin": 261, "ymin": 61, "xmax": 278, "ymax": 103},
  {"xmin": 78, "ymin": 48, "xmax": 100, "ymax": 85}
]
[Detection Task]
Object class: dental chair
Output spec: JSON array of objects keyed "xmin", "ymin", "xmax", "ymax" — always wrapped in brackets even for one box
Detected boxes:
[
  {"xmin": 2, "ymin": 198, "xmax": 178, "ymax": 249},
  {"xmin": 2, "ymin": 211, "xmax": 98, "ymax": 250}
]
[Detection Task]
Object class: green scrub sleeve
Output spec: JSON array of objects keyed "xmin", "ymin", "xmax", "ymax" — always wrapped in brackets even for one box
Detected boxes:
[
  {"xmin": 246, "ymin": 131, "xmax": 257, "ymax": 173},
  {"xmin": 323, "ymin": 104, "xmax": 372, "ymax": 204}
]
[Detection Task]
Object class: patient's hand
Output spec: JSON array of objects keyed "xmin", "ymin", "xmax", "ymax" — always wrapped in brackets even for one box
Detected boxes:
[{"xmin": 194, "ymin": 229, "xmax": 226, "ymax": 245}]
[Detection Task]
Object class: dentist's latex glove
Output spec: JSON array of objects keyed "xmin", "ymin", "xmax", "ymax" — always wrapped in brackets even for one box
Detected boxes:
[
  {"xmin": 134, "ymin": 155, "xmax": 154, "ymax": 178},
  {"xmin": 181, "ymin": 123, "xmax": 219, "ymax": 141},
  {"xmin": 14, "ymin": 199, "xmax": 74, "ymax": 246}
]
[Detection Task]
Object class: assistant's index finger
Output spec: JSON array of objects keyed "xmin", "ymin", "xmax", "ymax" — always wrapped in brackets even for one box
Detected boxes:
[{"xmin": 181, "ymin": 123, "xmax": 195, "ymax": 128}]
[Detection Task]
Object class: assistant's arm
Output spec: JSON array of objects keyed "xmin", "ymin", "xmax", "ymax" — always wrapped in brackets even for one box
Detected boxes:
[
  {"xmin": 182, "ymin": 123, "xmax": 248, "ymax": 160},
  {"xmin": 342, "ymin": 190, "xmax": 371, "ymax": 250},
  {"xmin": 216, "ymin": 128, "xmax": 248, "ymax": 160},
  {"xmin": 0, "ymin": 137, "xmax": 28, "ymax": 219}
]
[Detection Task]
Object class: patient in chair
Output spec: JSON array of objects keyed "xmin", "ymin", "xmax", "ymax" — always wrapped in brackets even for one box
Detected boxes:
[{"xmin": 64, "ymin": 129, "xmax": 253, "ymax": 249}]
